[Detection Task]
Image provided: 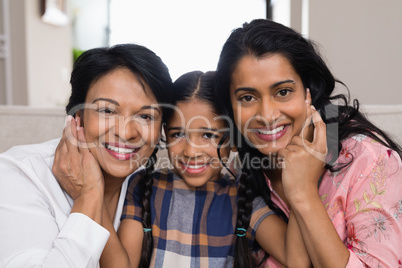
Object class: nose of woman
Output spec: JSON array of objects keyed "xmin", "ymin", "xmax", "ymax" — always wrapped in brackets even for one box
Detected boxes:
[
  {"xmin": 111, "ymin": 115, "xmax": 141, "ymax": 143},
  {"xmin": 255, "ymin": 98, "xmax": 282, "ymax": 126}
]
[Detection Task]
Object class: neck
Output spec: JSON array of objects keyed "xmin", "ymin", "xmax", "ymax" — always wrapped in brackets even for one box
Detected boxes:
[
  {"xmin": 264, "ymin": 166, "xmax": 290, "ymax": 206},
  {"xmin": 103, "ymin": 172, "xmax": 125, "ymax": 202},
  {"xmin": 263, "ymin": 167, "xmax": 281, "ymax": 183}
]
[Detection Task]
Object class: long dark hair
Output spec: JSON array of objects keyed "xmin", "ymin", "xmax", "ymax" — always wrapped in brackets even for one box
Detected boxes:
[
  {"xmin": 139, "ymin": 70, "xmax": 224, "ymax": 266},
  {"xmin": 215, "ymin": 19, "xmax": 402, "ymax": 267},
  {"xmin": 67, "ymin": 43, "xmax": 173, "ymax": 267}
]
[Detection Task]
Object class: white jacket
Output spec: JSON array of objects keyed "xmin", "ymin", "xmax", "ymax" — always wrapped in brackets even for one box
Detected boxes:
[{"xmin": 0, "ymin": 139, "xmax": 130, "ymax": 268}]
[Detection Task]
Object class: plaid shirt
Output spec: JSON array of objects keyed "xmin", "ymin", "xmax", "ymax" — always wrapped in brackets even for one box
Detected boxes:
[{"xmin": 121, "ymin": 168, "xmax": 273, "ymax": 268}]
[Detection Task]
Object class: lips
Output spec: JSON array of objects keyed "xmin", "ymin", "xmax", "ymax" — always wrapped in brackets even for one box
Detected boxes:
[
  {"xmin": 257, "ymin": 125, "xmax": 285, "ymax": 135},
  {"xmin": 254, "ymin": 125, "xmax": 288, "ymax": 141},
  {"xmin": 179, "ymin": 161, "xmax": 209, "ymax": 175},
  {"xmin": 104, "ymin": 142, "xmax": 139, "ymax": 160}
]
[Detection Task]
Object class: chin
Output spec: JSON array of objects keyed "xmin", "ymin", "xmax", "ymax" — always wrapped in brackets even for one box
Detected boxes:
[{"xmin": 184, "ymin": 180, "xmax": 207, "ymax": 188}]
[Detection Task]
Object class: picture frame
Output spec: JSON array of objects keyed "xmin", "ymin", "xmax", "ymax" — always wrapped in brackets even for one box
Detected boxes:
[{"xmin": 40, "ymin": 0, "xmax": 68, "ymax": 26}]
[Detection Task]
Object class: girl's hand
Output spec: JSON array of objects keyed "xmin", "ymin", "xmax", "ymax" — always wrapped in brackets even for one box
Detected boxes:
[
  {"xmin": 52, "ymin": 116, "xmax": 104, "ymax": 201},
  {"xmin": 278, "ymin": 105, "xmax": 328, "ymax": 203}
]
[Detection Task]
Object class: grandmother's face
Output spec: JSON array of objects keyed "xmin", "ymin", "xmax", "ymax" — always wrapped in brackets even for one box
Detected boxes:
[{"xmin": 79, "ymin": 68, "xmax": 161, "ymax": 179}]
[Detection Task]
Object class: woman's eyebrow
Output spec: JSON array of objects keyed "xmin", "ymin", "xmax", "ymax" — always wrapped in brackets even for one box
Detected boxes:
[
  {"xmin": 269, "ymin": 79, "xmax": 295, "ymax": 89},
  {"xmin": 141, "ymin": 105, "xmax": 161, "ymax": 114},
  {"xmin": 92, "ymin": 98, "xmax": 119, "ymax": 106},
  {"xmin": 234, "ymin": 80, "xmax": 296, "ymax": 94},
  {"xmin": 234, "ymin": 87, "xmax": 257, "ymax": 95}
]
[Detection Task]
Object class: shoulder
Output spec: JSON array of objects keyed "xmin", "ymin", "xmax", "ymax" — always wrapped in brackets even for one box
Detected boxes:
[
  {"xmin": 0, "ymin": 140, "xmax": 62, "ymax": 212},
  {"xmin": 0, "ymin": 139, "xmax": 60, "ymax": 186},
  {"xmin": 126, "ymin": 167, "xmax": 172, "ymax": 190},
  {"xmin": 339, "ymin": 135, "xmax": 401, "ymax": 168},
  {"xmin": 1, "ymin": 139, "xmax": 59, "ymax": 162},
  {"xmin": 327, "ymin": 135, "xmax": 402, "ymax": 189}
]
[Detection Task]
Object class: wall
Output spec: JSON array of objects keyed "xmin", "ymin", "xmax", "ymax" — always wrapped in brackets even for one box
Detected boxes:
[
  {"xmin": 307, "ymin": 0, "xmax": 402, "ymax": 105},
  {"xmin": 2, "ymin": 0, "xmax": 72, "ymax": 107},
  {"xmin": 0, "ymin": 0, "xmax": 5, "ymax": 104},
  {"xmin": 1, "ymin": 1, "xmax": 402, "ymax": 106},
  {"xmin": 9, "ymin": 0, "xmax": 28, "ymax": 105},
  {"xmin": 25, "ymin": 0, "xmax": 72, "ymax": 107},
  {"xmin": 69, "ymin": 0, "xmax": 109, "ymax": 50}
]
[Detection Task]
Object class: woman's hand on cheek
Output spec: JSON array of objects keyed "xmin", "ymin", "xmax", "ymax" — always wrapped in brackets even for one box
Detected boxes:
[
  {"xmin": 52, "ymin": 115, "xmax": 104, "ymax": 201},
  {"xmin": 278, "ymin": 105, "xmax": 327, "ymax": 204}
]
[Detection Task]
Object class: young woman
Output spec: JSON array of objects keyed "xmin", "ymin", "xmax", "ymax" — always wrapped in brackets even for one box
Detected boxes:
[
  {"xmin": 215, "ymin": 19, "xmax": 402, "ymax": 267},
  {"xmin": 0, "ymin": 43, "xmax": 173, "ymax": 268},
  {"xmin": 101, "ymin": 71, "xmax": 311, "ymax": 268}
]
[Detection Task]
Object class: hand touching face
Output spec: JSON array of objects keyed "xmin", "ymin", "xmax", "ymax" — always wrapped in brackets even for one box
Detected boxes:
[
  {"xmin": 79, "ymin": 68, "xmax": 162, "ymax": 180},
  {"xmin": 230, "ymin": 53, "xmax": 311, "ymax": 157}
]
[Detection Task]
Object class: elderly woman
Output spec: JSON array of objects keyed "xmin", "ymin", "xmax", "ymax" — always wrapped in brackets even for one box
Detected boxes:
[{"xmin": 0, "ymin": 43, "xmax": 173, "ymax": 268}]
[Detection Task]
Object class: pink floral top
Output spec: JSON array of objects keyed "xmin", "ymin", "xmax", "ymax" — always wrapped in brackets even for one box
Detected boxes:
[{"xmin": 260, "ymin": 135, "xmax": 402, "ymax": 267}]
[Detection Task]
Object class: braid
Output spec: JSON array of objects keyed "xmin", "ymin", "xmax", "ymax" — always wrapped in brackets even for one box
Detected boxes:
[
  {"xmin": 233, "ymin": 170, "xmax": 255, "ymax": 268},
  {"xmin": 139, "ymin": 148, "xmax": 158, "ymax": 268},
  {"xmin": 236, "ymin": 144, "xmax": 289, "ymax": 267}
]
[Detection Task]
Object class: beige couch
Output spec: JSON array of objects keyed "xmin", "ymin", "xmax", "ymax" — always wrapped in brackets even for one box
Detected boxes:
[
  {"xmin": 1, "ymin": 104, "xmax": 401, "ymax": 153},
  {"xmin": 0, "ymin": 105, "xmax": 66, "ymax": 152}
]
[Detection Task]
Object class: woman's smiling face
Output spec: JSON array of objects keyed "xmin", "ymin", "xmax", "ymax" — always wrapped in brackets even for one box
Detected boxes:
[
  {"xmin": 79, "ymin": 68, "xmax": 161, "ymax": 180},
  {"xmin": 230, "ymin": 53, "xmax": 311, "ymax": 156}
]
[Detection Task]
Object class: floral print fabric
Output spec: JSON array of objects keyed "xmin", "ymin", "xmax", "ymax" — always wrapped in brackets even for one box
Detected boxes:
[{"xmin": 262, "ymin": 135, "xmax": 402, "ymax": 267}]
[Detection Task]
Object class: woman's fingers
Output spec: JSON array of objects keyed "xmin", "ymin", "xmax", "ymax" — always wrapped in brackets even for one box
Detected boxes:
[
  {"xmin": 289, "ymin": 104, "xmax": 327, "ymax": 163},
  {"xmin": 311, "ymin": 106, "xmax": 327, "ymax": 153},
  {"xmin": 299, "ymin": 89, "xmax": 313, "ymax": 140},
  {"xmin": 303, "ymin": 107, "xmax": 327, "ymax": 162},
  {"xmin": 63, "ymin": 115, "xmax": 81, "ymax": 152}
]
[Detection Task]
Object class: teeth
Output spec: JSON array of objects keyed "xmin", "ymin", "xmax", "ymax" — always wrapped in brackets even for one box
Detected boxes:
[
  {"xmin": 105, "ymin": 144, "xmax": 136, "ymax": 154},
  {"xmin": 184, "ymin": 164, "xmax": 207, "ymax": 169},
  {"xmin": 258, "ymin": 125, "xmax": 285, "ymax": 135}
]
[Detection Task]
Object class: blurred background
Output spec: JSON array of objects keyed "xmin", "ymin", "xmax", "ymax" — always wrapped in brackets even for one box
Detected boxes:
[
  {"xmin": 0, "ymin": 0, "xmax": 401, "ymax": 152},
  {"xmin": 1, "ymin": 0, "xmax": 401, "ymax": 108}
]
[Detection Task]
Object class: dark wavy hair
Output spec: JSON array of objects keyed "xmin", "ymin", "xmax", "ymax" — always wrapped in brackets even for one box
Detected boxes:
[
  {"xmin": 215, "ymin": 19, "xmax": 402, "ymax": 267},
  {"xmin": 67, "ymin": 43, "xmax": 173, "ymax": 268}
]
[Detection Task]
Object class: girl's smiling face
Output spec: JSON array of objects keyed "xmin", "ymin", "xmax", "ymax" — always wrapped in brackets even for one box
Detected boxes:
[
  {"xmin": 166, "ymin": 99, "xmax": 231, "ymax": 188},
  {"xmin": 230, "ymin": 53, "xmax": 311, "ymax": 157},
  {"xmin": 79, "ymin": 68, "xmax": 161, "ymax": 180}
]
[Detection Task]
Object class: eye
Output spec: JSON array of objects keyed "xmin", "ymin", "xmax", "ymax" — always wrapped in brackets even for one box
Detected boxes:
[
  {"xmin": 134, "ymin": 113, "xmax": 156, "ymax": 124},
  {"xmin": 202, "ymin": 132, "xmax": 219, "ymax": 140},
  {"xmin": 170, "ymin": 132, "xmax": 185, "ymax": 139},
  {"xmin": 98, "ymin": 107, "xmax": 115, "ymax": 114},
  {"xmin": 139, "ymin": 114, "xmax": 154, "ymax": 121},
  {"xmin": 239, "ymin": 95, "xmax": 256, "ymax": 102},
  {"xmin": 277, "ymin": 89, "xmax": 293, "ymax": 97}
]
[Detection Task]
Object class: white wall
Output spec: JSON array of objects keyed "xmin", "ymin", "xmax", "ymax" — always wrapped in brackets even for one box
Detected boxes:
[
  {"xmin": 0, "ymin": 0, "xmax": 6, "ymax": 104},
  {"xmin": 25, "ymin": 0, "xmax": 72, "ymax": 107},
  {"xmin": 1, "ymin": 0, "xmax": 72, "ymax": 107},
  {"xmin": 109, "ymin": 0, "xmax": 267, "ymax": 81},
  {"xmin": 69, "ymin": 0, "xmax": 109, "ymax": 50},
  {"xmin": 307, "ymin": 0, "xmax": 402, "ymax": 105},
  {"xmin": 2, "ymin": 1, "xmax": 402, "ymax": 106}
]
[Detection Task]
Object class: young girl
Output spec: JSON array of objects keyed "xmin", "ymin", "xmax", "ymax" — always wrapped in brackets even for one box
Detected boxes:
[{"xmin": 105, "ymin": 71, "xmax": 313, "ymax": 268}]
